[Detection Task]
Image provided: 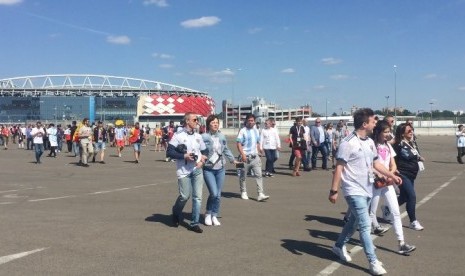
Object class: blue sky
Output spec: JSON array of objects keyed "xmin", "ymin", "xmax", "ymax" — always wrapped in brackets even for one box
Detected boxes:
[{"xmin": 1, "ymin": 0, "xmax": 465, "ymax": 115}]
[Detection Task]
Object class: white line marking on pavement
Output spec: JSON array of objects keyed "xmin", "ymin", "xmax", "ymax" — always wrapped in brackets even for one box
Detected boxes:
[
  {"xmin": 0, "ymin": 187, "xmax": 44, "ymax": 194},
  {"xmin": 28, "ymin": 195, "xmax": 76, "ymax": 202},
  {"xmin": 88, "ymin": 183, "xmax": 158, "ymax": 195},
  {"xmin": 317, "ymin": 171, "xmax": 462, "ymax": 276},
  {"xmin": 16, "ymin": 183, "xmax": 162, "ymax": 203},
  {"xmin": 0, "ymin": 248, "xmax": 48, "ymax": 265},
  {"xmin": 0, "ymin": 202, "xmax": 15, "ymax": 205}
]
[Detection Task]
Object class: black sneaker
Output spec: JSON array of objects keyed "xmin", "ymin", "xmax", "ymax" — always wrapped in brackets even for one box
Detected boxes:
[
  {"xmin": 188, "ymin": 225, "xmax": 203, "ymax": 233},
  {"xmin": 172, "ymin": 213, "xmax": 180, "ymax": 227},
  {"xmin": 373, "ymin": 226, "xmax": 389, "ymax": 236},
  {"xmin": 398, "ymin": 243, "xmax": 416, "ymax": 255},
  {"xmin": 82, "ymin": 164, "xmax": 90, "ymax": 167}
]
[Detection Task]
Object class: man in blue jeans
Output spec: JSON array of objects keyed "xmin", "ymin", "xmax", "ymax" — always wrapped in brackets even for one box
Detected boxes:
[
  {"xmin": 328, "ymin": 108, "xmax": 402, "ymax": 275},
  {"xmin": 310, "ymin": 118, "xmax": 329, "ymax": 170},
  {"xmin": 167, "ymin": 112, "xmax": 207, "ymax": 233},
  {"xmin": 31, "ymin": 121, "xmax": 45, "ymax": 164}
]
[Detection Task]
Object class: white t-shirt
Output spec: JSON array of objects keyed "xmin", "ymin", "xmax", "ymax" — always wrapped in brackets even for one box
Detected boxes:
[
  {"xmin": 337, "ymin": 132, "xmax": 378, "ymax": 198},
  {"xmin": 31, "ymin": 127, "xmax": 45, "ymax": 144},
  {"xmin": 169, "ymin": 129, "xmax": 206, "ymax": 179},
  {"xmin": 47, "ymin": 127, "xmax": 58, "ymax": 146},
  {"xmin": 376, "ymin": 143, "xmax": 396, "ymax": 169},
  {"xmin": 456, "ymin": 131, "xmax": 465, "ymax": 147}
]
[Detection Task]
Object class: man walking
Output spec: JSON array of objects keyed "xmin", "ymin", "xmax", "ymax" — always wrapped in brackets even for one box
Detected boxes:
[
  {"xmin": 310, "ymin": 117, "xmax": 329, "ymax": 170},
  {"xmin": 167, "ymin": 112, "xmax": 207, "ymax": 233},
  {"xmin": 328, "ymin": 108, "xmax": 402, "ymax": 275},
  {"xmin": 236, "ymin": 114, "xmax": 270, "ymax": 201},
  {"xmin": 92, "ymin": 121, "xmax": 107, "ymax": 164},
  {"xmin": 78, "ymin": 118, "xmax": 93, "ymax": 167},
  {"xmin": 31, "ymin": 121, "xmax": 45, "ymax": 164},
  {"xmin": 129, "ymin": 122, "xmax": 144, "ymax": 163}
]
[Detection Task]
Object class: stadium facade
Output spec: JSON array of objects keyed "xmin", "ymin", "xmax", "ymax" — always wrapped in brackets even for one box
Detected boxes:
[{"xmin": 0, "ymin": 74, "xmax": 214, "ymax": 125}]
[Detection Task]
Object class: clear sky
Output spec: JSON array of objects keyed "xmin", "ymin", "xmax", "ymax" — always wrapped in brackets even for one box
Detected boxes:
[{"xmin": 1, "ymin": 0, "xmax": 464, "ymax": 115}]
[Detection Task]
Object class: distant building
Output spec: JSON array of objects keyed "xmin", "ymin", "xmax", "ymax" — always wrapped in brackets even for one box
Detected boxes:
[{"xmin": 222, "ymin": 97, "xmax": 312, "ymax": 128}]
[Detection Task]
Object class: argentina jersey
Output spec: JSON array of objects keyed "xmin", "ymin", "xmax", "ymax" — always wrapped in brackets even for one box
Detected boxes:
[{"xmin": 236, "ymin": 127, "xmax": 260, "ymax": 155}]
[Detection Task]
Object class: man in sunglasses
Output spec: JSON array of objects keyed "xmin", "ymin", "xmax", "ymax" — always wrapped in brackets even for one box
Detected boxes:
[{"xmin": 167, "ymin": 113, "xmax": 207, "ymax": 233}]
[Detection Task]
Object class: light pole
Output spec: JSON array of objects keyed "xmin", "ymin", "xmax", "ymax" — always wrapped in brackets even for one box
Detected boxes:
[
  {"xmin": 417, "ymin": 109, "xmax": 424, "ymax": 127},
  {"xmin": 325, "ymin": 98, "xmax": 329, "ymax": 123},
  {"xmin": 429, "ymin": 101, "xmax": 434, "ymax": 127},
  {"xmin": 54, "ymin": 105, "xmax": 57, "ymax": 125},
  {"xmin": 385, "ymin": 96, "xmax": 390, "ymax": 115},
  {"xmin": 393, "ymin": 65, "xmax": 397, "ymax": 123}
]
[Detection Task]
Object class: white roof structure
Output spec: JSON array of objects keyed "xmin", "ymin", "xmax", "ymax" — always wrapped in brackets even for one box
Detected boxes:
[{"xmin": 0, "ymin": 74, "xmax": 207, "ymax": 97}]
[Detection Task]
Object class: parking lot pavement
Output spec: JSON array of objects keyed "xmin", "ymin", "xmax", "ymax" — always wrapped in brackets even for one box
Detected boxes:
[{"xmin": 0, "ymin": 136, "xmax": 464, "ymax": 275}]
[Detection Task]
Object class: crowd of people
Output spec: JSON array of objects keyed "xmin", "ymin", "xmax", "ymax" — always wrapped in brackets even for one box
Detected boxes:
[{"xmin": 1, "ymin": 110, "xmax": 450, "ymax": 275}]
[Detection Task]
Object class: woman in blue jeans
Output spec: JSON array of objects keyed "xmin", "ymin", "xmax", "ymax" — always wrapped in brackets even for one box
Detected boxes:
[
  {"xmin": 201, "ymin": 115, "xmax": 238, "ymax": 226},
  {"xmin": 393, "ymin": 123, "xmax": 425, "ymax": 231}
]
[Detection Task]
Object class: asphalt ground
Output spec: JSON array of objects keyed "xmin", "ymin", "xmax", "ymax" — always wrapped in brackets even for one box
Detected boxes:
[{"xmin": 0, "ymin": 136, "xmax": 464, "ymax": 275}]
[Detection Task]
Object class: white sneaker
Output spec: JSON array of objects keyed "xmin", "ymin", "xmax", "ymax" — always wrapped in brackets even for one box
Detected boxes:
[
  {"xmin": 369, "ymin": 259, "xmax": 387, "ymax": 275},
  {"xmin": 257, "ymin": 193, "xmax": 270, "ymax": 202},
  {"xmin": 410, "ymin": 220, "xmax": 424, "ymax": 231},
  {"xmin": 212, "ymin": 216, "xmax": 221, "ymax": 226},
  {"xmin": 204, "ymin": 214, "xmax": 212, "ymax": 226},
  {"xmin": 118, "ymin": 153, "xmax": 122, "ymax": 158},
  {"xmin": 241, "ymin": 192, "xmax": 249, "ymax": 200},
  {"xmin": 331, "ymin": 245, "xmax": 352, "ymax": 262}
]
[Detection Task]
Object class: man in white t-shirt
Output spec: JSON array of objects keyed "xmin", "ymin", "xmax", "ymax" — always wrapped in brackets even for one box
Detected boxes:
[
  {"xmin": 167, "ymin": 112, "xmax": 207, "ymax": 233},
  {"xmin": 328, "ymin": 108, "xmax": 402, "ymax": 275},
  {"xmin": 30, "ymin": 121, "xmax": 45, "ymax": 164}
]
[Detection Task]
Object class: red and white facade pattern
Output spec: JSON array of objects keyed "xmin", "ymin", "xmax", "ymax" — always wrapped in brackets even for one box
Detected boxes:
[{"xmin": 140, "ymin": 94, "xmax": 215, "ymax": 117}]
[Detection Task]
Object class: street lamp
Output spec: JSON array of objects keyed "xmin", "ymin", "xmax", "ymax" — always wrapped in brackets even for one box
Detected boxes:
[
  {"xmin": 325, "ymin": 98, "xmax": 329, "ymax": 122},
  {"xmin": 53, "ymin": 105, "xmax": 57, "ymax": 125},
  {"xmin": 385, "ymin": 96, "xmax": 390, "ymax": 115},
  {"xmin": 393, "ymin": 65, "xmax": 397, "ymax": 123},
  {"xmin": 417, "ymin": 109, "xmax": 424, "ymax": 127},
  {"xmin": 429, "ymin": 101, "xmax": 434, "ymax": 127}
]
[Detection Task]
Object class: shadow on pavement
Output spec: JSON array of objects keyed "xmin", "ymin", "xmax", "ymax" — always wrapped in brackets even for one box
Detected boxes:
[{"xmin": 305, "ymin": 214, "xmax": 345, "ymax": 227}]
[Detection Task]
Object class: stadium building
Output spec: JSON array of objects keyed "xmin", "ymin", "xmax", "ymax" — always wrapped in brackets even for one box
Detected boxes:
[{"xmin": 0, "ymin": 74, "xmax": 215, "ymax": 126}]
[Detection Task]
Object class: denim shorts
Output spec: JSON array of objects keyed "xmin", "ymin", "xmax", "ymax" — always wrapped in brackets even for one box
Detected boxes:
[{"xmin": 133, "ymin": 142, "xmax": 141, "ymax": 151}]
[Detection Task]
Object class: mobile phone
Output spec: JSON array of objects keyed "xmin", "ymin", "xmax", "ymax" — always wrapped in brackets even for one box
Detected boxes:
[{"xmin": 235, "ymin": 162, "xmax": 244, "ymax": 169}]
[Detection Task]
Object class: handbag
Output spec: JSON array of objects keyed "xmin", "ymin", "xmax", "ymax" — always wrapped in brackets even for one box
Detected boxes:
[{"xmin": 374, "ymin": 176, "xmax": 388, "ymax": 189}]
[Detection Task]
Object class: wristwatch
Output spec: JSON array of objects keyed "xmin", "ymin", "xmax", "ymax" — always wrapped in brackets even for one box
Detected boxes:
[{"xmin": 329, "ymin": 190, "xmax": 338, "ymax": 195}]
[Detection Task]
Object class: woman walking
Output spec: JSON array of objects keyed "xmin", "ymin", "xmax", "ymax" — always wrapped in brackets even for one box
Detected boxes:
[
  {"xmin": 369, "ymin": 120, "xmax": 416, "ymax": 254},
  {"xmin": 201, "ymin": 115, "xmax": 238, "ymax": 226},
  {"xmin": 393, "ymin": 123, "xmax": 425, "ymax": 231}
]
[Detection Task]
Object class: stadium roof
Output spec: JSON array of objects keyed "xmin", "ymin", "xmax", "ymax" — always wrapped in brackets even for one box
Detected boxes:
[{"xmin": 0, "ymin": 74, "xmax": 207, "ymax": 97}]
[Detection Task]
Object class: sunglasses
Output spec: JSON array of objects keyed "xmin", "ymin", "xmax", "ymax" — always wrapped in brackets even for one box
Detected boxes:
[{"xmin": 316, "ymin": 121, "xmax": 321, "ymax": 123}]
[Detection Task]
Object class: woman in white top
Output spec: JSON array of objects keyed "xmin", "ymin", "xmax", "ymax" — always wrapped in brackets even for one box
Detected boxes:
[
  {"xmin": 456, "ymin": 124, "xmax": 465, "ymax": 164},
  {"xmin": 369, "ymin": 120, "xmax": 416, "ymax": 255},
  {"xmin": 260, "ymin": 118, "xmax": 281, "ymax": 177}
]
